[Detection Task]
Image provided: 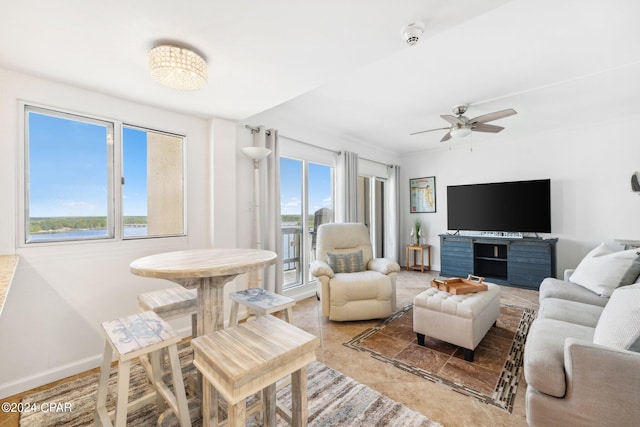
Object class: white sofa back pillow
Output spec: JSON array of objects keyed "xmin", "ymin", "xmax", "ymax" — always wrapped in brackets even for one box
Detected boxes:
[
  {"xmin": 593, "ymin": 283, "xmax": 640, "ymax": 351},
  {"xmin": 569, "ymin": 243, "xmax": 640, "ymax": 297}
]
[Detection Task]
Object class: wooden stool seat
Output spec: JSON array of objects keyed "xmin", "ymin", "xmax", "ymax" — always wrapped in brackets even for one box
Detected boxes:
[
  {"xmin": 94, "ymin": 311, "xmax": 191, "ymax": 427},
  {"xmin": 192, "ymin": 315, "xmax": 319, "ymax": 426},
  {"xmin": 229, "ymin": 288, "xmax": 295, "ymax": 326},
  {"xmin": 138, "ymin": 287, "xmax": 197, "ymax": 322}
]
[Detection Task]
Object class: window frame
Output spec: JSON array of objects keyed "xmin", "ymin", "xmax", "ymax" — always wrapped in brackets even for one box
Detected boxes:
[
  {"xmin": 19, "ymin": 102, "xmax": 187, "ymax": 246},
  {"xmin": 121, "ymin": 123, "xmax": 187, "ymax": 240}
]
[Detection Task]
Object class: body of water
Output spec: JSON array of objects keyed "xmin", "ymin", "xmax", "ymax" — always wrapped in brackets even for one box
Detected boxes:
[{"xmin": 28, "ymin": 226, "xmax": 148, "ymax": 242}]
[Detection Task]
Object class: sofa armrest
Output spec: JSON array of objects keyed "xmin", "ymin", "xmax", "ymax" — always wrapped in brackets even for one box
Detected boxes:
[
  {"xmin": 310, "ymin": 260, "xmax": 334, "ymax": 278},
  {"xmin": 368, "ymin": 258, "xmax": 401, "ymax": 275},
  {"xmin": 563, "ymin": 269, "xmax": 575, "ymax": 281},
  {"xmin": 563, "ymin": 338, "xmax": 640, "ymax": 421}
]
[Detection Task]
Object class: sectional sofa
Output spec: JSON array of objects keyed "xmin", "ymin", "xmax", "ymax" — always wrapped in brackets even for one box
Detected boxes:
[{"xmin": 524, "ymin": 244, "xmax": 640, "ymax": 426}]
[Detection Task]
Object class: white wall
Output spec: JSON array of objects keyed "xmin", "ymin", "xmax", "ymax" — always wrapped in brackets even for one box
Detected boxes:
[
  {"xmin": 0, "ymin": 68, "xmax": 238, "ymax": 398},
  {"xmin": 401, "ymin": 116, "xmax": 640, "ymax": 276}
]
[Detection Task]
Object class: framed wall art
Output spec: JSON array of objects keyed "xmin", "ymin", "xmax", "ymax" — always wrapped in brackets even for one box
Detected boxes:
[{"xmin": 410, "ymin": 176, "xmax": 436, "ymax": 213}]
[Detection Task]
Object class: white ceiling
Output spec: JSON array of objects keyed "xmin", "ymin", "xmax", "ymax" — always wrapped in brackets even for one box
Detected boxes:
[{"xmin": 2, "ymin": 0, "xmax": 639, "ymax": 155}]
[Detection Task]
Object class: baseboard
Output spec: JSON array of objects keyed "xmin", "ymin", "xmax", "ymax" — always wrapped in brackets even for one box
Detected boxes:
[
  {"xmin": 0, "ymin": 353, "xmax": 103, "ymax": 400},
  {"xmin": 284, "ymin": 282, "xmax": 319, "ymax": 301}
]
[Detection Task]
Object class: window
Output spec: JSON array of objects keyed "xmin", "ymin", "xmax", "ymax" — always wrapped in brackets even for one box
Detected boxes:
[
  {"xmin": 122, "ymin": 126, "xmax": 185, "ymax": 238},
  {"xmin": 24, "ymin": 105, "xmax": 185, "ymax": 244}
]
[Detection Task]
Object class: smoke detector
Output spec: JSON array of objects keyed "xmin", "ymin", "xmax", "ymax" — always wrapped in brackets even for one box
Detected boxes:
[{"xmin": 401, "ymin": 22, "xmax": 425, "ymax": 46}]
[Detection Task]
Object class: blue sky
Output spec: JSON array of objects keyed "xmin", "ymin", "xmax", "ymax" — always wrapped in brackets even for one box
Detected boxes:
[
  {"xmin": 28, "ymin": 112, "xmax": 109, "ymax": 217},
  {"xmin": 280, "ymin": 157, "xmax": 333, "ymax": 217},
  {"xmin": 122, "ymin": 127, "xmax": 148, "ymax": 216},
  {"xmin": 28, "ymin": 111, "xmax": 148, "ymax": 217}
]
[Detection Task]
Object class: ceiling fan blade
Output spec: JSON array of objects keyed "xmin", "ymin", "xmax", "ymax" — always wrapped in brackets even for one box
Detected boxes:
[
  {"xmin": 409, "ymin": 127, "xmax": 450, "ymax": 136},
  {"xmin": 469, "ymin": 108, "xmax": 517, "ymax": 124},
  {"xmin": 472, "ymin": 123, "xmax": 504, "ymax": 133},
  {"xmin": 440, "ymin": 115, "xmax": 464, "ymax": 125},
  {"xmin": 440, "ymin": 132, "xmax": 452, "ymax": 142}
]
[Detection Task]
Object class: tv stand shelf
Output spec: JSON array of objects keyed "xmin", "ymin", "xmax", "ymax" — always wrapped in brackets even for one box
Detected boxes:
[{"xmin": 439, "ymin": 234, "xmax": 557, "ymax": 290}]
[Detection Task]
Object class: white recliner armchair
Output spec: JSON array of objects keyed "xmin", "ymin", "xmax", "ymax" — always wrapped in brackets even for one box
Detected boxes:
[{"xmin": 309, "ymin": 223, "xmax": 400, "ymax": 321}]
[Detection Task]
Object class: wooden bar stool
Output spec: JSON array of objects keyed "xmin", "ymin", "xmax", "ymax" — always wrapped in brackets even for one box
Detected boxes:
[
  {"xmin": 94, "ymin": 311, "xmax": 191, "ymax": 427},
  {"xmin": 228, "ymin": 288, "xmax": 295, "ymax": 326},
  {"xmin": 138, "ymin": 287, "xmax": 198, "ymax": 336},
  {"xmin": 191, "ymin": 315, "xmax": 319, "ymax": 427}
]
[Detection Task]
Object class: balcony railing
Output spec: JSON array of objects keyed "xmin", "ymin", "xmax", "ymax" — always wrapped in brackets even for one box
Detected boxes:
[{"xmin": 282, "ymin": 225, "xmax": 301, "ymax": 287}]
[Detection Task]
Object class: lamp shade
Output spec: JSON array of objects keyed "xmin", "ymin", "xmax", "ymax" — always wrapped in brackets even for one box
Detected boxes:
[
  {"xmin": 149, "ymin": 45, "xmax": 207, "ymax": 91},
  {"xmin": 242, "ymin": 146, "xmax": 272, "ymax": 160}
]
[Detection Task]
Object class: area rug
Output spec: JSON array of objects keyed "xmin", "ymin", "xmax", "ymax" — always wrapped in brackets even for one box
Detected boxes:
[
  {"xmin": 344, "ymin": 304, "xmax": 535, "ymax": 412},
  {"xmin": 19, "ymin": 345, "xmax": 441, "ymax": 427}
]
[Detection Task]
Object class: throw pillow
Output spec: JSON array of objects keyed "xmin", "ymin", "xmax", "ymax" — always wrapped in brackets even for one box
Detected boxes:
[
  {"xmin": 327, "ymin": 250, "xmax": 365, "ymax": 273},
  {"xmin": 593, "ymin": 283, "xmax": 640, "ymax": 352},
  {"xmin": 569, "ymin": 243, "xmax": 640, "ymax": 297}
]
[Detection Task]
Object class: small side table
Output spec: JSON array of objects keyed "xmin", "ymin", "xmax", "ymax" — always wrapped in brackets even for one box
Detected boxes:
[{"xmin": 406, "ymin": 244, "xmax": 431, "ymax": 272}]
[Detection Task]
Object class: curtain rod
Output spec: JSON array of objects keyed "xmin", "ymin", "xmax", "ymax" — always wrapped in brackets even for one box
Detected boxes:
[
  {"xmin": 245, "ymin": 126, "xmax": 341, "ymax": 155},
  {"xmin": 245, "ymin": 125, "xmax": 394, "ymax": 167},
  {"xmin": 360, "ymin": 157, "xmax": 395, "ymax": 168}
]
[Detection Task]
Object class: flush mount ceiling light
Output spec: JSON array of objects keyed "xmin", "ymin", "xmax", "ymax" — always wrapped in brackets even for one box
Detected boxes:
[{"xmin": 149, "ymin": 45, "xmax": 207, "ymax": 91}]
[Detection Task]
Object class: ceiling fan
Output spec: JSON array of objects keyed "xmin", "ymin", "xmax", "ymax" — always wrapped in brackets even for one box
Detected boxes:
[{"xmin": 410, "ymin": 104, "xmax": 517, "ymax": 142}]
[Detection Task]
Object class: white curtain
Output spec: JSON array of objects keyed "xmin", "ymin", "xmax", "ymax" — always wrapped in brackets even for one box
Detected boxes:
[
  {"xmin": 264, "ymin": 129, "xmax": 283, "ymax": 294},
  {"xmin": 342, "ymin": 151, "xmax": 359, "ymax": 222},
  {"xmin": 386, "ymin": 165, "xmax": 402, "ymax": 263}
]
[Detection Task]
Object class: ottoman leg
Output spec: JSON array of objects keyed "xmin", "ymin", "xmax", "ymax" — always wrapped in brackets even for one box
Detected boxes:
[
  {"xmin": 416, "ymin": 333, "xmax": 425, "ymax": 346},
  {"xmin": 463, "ymin": 348, "xmax": 474, "ymax": 362}
]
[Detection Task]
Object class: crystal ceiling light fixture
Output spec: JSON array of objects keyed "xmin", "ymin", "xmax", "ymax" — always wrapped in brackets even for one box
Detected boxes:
[{"xmin": 149, "ymin": 45, "xmax": 207, "ymax": 90}]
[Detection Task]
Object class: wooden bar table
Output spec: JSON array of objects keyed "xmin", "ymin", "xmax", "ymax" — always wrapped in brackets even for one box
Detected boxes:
[{"xmin": 130, "ymin": 248, "xmax": 277, "ymax": 337}]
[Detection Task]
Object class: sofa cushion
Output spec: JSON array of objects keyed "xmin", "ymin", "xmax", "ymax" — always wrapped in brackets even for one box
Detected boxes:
[
  {"xmin": 538, "ymin": 297, "xmax": 604, "ymax": 328},
  {"xmin": 539, "ymin": 277, "xmax": 608, "ymax": 307},
  {"xmin": 568, "ymin": 243, "xmax": 640, "ymax": 297},
  {"xmin": 524, "ymin": 318, "xmax": 595, "ymax": 397},
  {"xmin": 593, "ymin": 283, "xmax": 640, "ymax": 351},
  {"xmin": 327, "ymin": 250, "xmax": 365, "ymax": 273}
]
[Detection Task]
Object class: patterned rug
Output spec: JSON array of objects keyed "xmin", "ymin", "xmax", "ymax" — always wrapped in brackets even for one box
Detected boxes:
[
  {"xmin": 19, "ymin": 345, "xmax": 441, "ymax": 426},
  {"xmin": 344, "ymin": 304, "xmax": 535, "ymax": 412}
]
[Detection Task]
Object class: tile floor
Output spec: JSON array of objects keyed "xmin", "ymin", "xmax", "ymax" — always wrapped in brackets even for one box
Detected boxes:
[{"xmin": 291, "ymin": 270, "xmax": 539, "ymax": 427}]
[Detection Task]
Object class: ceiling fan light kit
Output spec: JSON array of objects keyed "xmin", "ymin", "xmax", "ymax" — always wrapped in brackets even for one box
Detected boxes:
[{"xmin": 450, "ymin": 126, "xmax": 472, "ymax": 138}]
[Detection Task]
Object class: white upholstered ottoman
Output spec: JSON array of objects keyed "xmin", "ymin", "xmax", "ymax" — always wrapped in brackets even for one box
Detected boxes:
[{"xmin": 413, "ymin": 283, "xmax": 501, "ymax": 361}]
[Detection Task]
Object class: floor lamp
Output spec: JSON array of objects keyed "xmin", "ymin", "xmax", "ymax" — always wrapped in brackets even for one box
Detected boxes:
[{"xmin": 242, "ymin": 146, "xmax": 272, "ymax": 288}]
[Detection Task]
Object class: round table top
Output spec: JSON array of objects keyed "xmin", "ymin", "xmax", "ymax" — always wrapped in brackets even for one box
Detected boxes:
[{"xmin": 130, "ymin": 248, "xmax": 277, "ymax": 280}]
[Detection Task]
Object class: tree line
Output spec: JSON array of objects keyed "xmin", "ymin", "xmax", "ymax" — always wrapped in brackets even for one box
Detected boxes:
[{"xmin": 29, "ymin": 216, "xmax": 147, "ymax": 232}]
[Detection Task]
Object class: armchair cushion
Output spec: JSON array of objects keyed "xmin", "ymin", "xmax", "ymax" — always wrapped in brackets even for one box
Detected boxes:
[
  {"xmin": 329, "ymin": 271, "xmax": 393, "ymax": 321},
  {"xmin": 568, "ymin": 243, "xmax": 640, "ymax": 297},
  {"xmin": 593, "ymin": 283, "xmax": 640, "ymax": 351},
  {"xmin": 368, "ymin": 258, "xmax": 401, "ymax": 275},
  {"xmin": 327, "ymin": 250, "xmax": 365, "ymax": 273}
]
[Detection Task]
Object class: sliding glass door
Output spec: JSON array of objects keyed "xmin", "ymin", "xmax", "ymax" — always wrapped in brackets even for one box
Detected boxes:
[{"xmin": 280, "ymin": 156, "xmax": 333, "ymax": 290}]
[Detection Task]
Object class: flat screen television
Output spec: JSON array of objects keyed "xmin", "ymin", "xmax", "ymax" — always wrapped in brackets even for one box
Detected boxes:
[{"xmin": 447, "ymin": 179, "xmax": 551, "ymax": 233}]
